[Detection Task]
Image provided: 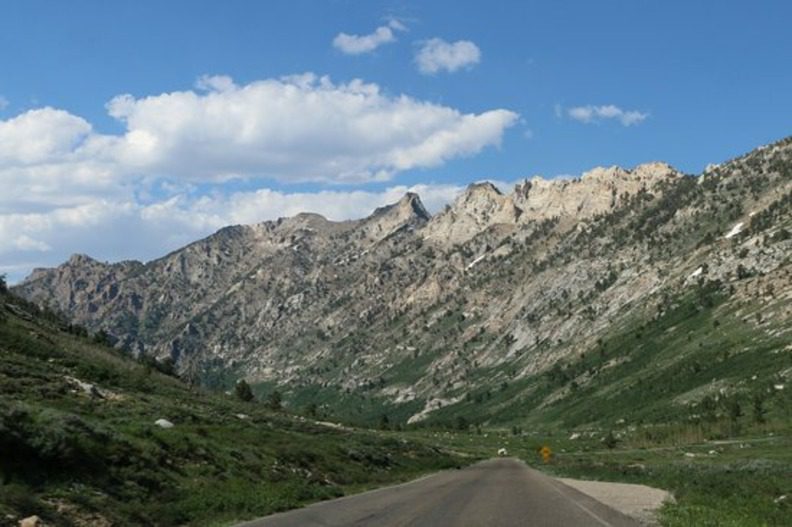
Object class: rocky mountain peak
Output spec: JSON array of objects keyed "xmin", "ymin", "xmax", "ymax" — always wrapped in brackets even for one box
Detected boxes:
[
  {"xmin": 400, "ymin": 192, "xmax": 431, "ymax": 220},
  {"xmin": 360, "ymin": 192, "xmax": 431, "ymax": 241},
  {"xmin": 458, "ymin": 181, "xmax": 503, "ymax": 201},
  {"xmin": 422, "ymin": 181, "xmax": 521, "ymax": 246},
  {"xmin": 67, "ymin": 253, "xmax": 99, "ymax": 266},
  {"xmin": 273, "ymin": 212, "xmax": 344, "ymax": 238},
  {"xmin": 372, "ymin": 192, "xmax": 431, "ymax": 222},
  {"xmin": 581, "ymin": 162, "xmax": 680, "ymax": 186},
  {"xmin": 280, "ymin": 211, "xmax": 330, "ymax": 226},
  {"xmin": 512, "ymin": 162, "xmax": 683, "ymax": 225},
  {"xmin": 632, "ymin": 161, "xmax": 679, "ymax": 178}
]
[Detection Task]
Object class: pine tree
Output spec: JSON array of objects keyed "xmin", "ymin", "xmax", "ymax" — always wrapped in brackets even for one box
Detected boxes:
[
  {"xmin": 235, "ymin": 379, "xmax": 255, "ymax": 402},
  {"xmin": 267, "ymin": 390, "xmax": 282, "ymax": 411},
  {"xmin": 379, "ymin": 413, "xmax": 390, "ymax": 430},
  {"xmin": 752, "ymin": 394, "xmax": 767, "ymax": 424}
]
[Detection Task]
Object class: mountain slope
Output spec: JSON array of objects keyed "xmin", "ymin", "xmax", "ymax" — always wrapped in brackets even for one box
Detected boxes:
[
  {"xmin": 0, "ymin": 283, "xmax": 462, "ymax": 526},
  {"xmin": 14, "ymin": 136, "xmax": 792, "ymax": 429}
]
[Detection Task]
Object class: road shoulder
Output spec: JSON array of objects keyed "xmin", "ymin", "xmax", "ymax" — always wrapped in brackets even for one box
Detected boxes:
[{"xmin": 556, "ymin": 477, "xmax": 673, "ymax": 525}]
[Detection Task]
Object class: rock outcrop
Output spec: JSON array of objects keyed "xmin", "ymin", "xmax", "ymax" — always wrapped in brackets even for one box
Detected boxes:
[{"xmin": 422, "ymin": 182, "xmax": 521, "ymax": 246}]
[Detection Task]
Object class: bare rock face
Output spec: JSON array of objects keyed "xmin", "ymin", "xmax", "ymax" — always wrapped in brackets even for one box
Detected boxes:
[
  {"xmin": 423, "ymin": 163, "xmax": 682, "ymax": 248},
  {"xmin": 423, "ymin": 182, "xmax": 522, "ymax": 246},
  {"xmin": 514, "ymin": 162, "xmax": 681, "ymax": 225},
  {"xmin": 13, "ymin": 137, "xmax": 792, "ymax": 424},
  {"xmin": 361, "ymin": 192, "xmax": 430, "ymax": 241}
]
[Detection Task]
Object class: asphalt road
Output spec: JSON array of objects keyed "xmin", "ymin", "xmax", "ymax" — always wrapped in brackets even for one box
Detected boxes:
[{"xmin": 235, "ymin": 458, "xmax": 641, "ymax": 527}]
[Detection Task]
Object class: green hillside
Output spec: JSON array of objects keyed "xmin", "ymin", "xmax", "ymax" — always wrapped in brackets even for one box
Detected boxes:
[
  {"xmin": 0, "ymin": 282, "xmax": 463, "ymax": 526},
  {"xmin": 421, "ymin": 273, "xmax": 792, "ymax": 431}
]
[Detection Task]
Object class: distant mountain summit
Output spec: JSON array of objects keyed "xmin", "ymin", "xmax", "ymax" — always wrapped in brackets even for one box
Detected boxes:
[{"xmin": 15, "ymin": 137, "xmax": 792, "ymax": 427}]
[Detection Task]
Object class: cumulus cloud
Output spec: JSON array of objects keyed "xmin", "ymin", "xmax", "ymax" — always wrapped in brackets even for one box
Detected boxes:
[
  {"xmin": 0, "ymin": 74, "xmax": 517, "ymax": 210},
  {"xmin": 194, "ymin": 74, "xmax": 236, "ymax": 92},
  {"xmin": 415, "ymin": 38, "xmax": 481, "ymax": 74},
  {"xmin": 333, "ymin": 19, "xmax": 406, "ymax": 55},
  {"xmin": 0, "ymin": 73, "xmax": 519, "ymax": 281},
  {"xmin": 0, "ymin": 107, "xmax": 92, "ymax": 164},
  {"xmin": 0, "ymin": 108, "xmax": 122, "ymax": 212},
  {"xmin": 566, "ymin": 104, "xmax": 648, "ymax": 126},
  {"xmin": 12, "ymin": 234, "xmax": 51, "ymax": 252},
  {"xmin": 386, "ymin": 18, "xmax": 407, "ymax": 32},
  {"xmin": 107, "ymin": 74, "xmax": 517, "ymax": 183}
]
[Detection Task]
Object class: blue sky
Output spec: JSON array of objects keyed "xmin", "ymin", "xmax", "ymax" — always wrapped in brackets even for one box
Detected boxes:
[{"xmin": 1, "ymin": 0, "xmax": 791, "ymax": 281}]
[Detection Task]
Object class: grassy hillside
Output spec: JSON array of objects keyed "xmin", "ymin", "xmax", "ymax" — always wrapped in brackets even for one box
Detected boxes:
[
  {"xmin": 0, "ymin": 284, "xmax": 464, "ymax": 527},
  {"xmin": 259, "ymin": 256, "xmax": 791, "ymax": 445},
  {"xmin": 409, "ymin": 251, "xmax": 791, "ymax": 430}
]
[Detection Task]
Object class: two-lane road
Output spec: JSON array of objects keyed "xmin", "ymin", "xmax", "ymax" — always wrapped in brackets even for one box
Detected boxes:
[{"xmin": 236, "ymin": 458, "xmax": 640, "ymax": 526}]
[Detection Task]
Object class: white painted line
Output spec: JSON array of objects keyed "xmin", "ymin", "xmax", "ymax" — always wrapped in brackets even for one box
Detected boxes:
[{"xmin": 545, "ymin": 479, "xmax": 615, "ymax": 527}]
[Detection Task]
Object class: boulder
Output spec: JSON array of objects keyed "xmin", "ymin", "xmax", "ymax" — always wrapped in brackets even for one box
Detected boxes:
[{"xmin": 19, "ymin": 516, "xmax": 43, "ymax": 527}]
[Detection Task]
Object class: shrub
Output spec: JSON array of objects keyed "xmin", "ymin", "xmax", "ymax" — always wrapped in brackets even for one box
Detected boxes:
[
  {"xmin": 267, "ymin": 390, "xmax": 283, "ymax": 411},
  {"xmin": 602, "ymin": 430, "xmax": 619, "ymax": 449},
  {"xmin": 235, "ymin": 379, "xmax": 255, "ymax": 402},
  {"xmin": 0, "ymin": 404, "xmax": 112, "ymax": 483}
]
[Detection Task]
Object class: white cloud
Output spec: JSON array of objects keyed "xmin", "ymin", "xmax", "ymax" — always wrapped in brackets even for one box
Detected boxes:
[
  {"xmin": 333, "ymin": 20, "xmax": 406, "ymax": 55},
  {"xmin": 106, "ymin": 74, "xmax": 517, "ymax": 183},
  {"xmin": 0, "ymin": 74, "xmax": 516, "ymax": 212},
  {"xmin": 12, "ymin": 234, "xmax": 51, "ymax": 252},
  {"xmin": 0, "ymin": 108, "xmax": 121, "ymax": 212},
  {"xmin": 0, "ymin": 96, "xmax": 8, "ymax": 110},
  {"xmin": 0, "ymin": 73, "xmax": 519, "ymax": 281},
  {"xmin": 553, "ymin": 103, "xmax": 563, "ymax": 119},
  {"xmin": 415, "ymin": 38, "xmax": 481, "ymax": 74},
  {"xmin": 566, "ymin": 104, "xmax": 648, "ymax": 126},
  {"xmin": 386, "ymin": 18, "xmax": 407, "ymax": 32},
  {"xmin": 195, "ymin": 74, "xmax": 236, "ymax": 92},
  {"xmin": 0, "ymin": 107, "xmax": 92, "ymax": 164}
]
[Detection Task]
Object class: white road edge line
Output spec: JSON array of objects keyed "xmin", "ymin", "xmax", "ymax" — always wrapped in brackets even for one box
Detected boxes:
[{"xmin": 544, "ymin": 479, "xmax": 615, "ymax": 527}]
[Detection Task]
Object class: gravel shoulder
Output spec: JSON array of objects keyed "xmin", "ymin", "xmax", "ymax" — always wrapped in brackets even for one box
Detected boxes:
[{"xmin": 557, "ymin": 477, "xmax": 674, "ymax": 525}]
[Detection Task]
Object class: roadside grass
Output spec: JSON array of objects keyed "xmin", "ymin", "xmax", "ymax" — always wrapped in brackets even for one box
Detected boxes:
[
  {"xmin": 401, "ymin": 422, "xmax": 792, "ymax": 527},
  {"xmin": 0, "ymin": 293, "xmax": 465, "ymax": 527},
  {"xmin": 542, "ymin": 430, "xmax": 792, "ymax": 527}
]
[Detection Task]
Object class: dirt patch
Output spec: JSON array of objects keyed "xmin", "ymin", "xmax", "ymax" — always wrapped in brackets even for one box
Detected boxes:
[{"xmin": 557, "ymin": 477, "xmax": 673, "ymax": 525}]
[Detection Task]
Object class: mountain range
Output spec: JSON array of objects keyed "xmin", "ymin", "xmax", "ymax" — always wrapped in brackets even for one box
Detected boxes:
[{"xmin": 14, "ymin": 137, "xmax": 792, "ymax": 428}]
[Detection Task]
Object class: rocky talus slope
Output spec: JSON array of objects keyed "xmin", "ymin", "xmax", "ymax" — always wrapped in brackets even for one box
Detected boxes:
[{"xmin": 15, "ymin": 137, "xmax": 792, "ymax": 427}]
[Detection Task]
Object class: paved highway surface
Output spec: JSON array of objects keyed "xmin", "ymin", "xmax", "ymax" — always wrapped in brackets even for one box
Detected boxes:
[{"xmin": 236, "ymin": 458, "xmax": 640, "ymax": 526}]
